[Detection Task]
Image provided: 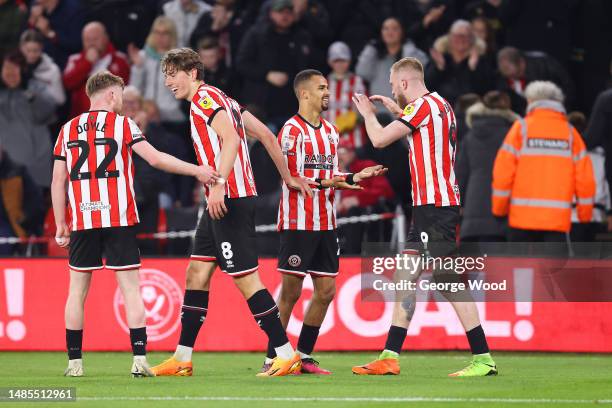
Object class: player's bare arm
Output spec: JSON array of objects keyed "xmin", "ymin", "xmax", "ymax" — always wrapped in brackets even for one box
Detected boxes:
[
  {"xmin": 51, "ymin": 160, "xmax": 70, "ymax": 248},
  {"xmin": 242, "ymin": 110, "xmax": 317, "ymax": 197},
  {"xmin": 208, "ymin": 109, "xmax": 241, "ymax": 220},
  {"xmin": 352, "ymin": 93, "xmax": 409, "ymax": 148},
  {"xmin": 369, "ymin": 95, "xmax": 403, "ymax": 118},
  {"xmin": 131, "ymin": 140, "xmax": 220, "ymax": 184},
  {"xmin": 320, "ymin": 165, "xmax": 389, "ymax": 190}
]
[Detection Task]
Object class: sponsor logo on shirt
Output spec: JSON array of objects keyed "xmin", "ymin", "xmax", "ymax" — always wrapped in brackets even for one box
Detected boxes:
[
  {"xmin": 80, "ymin": 201, "xmax": 111, "ymax": 212},
  {"xmin": 199, "ymin": 97, "xmax": 213, "ymax": 110},
  {"xmin": 403, "ymin": 104, "xmax": 415, "ymax": 116}
]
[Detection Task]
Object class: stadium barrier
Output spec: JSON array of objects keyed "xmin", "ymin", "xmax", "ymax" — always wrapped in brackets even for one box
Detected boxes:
[{"xmin": 1, "ymin": 257, "xmax": 611, "ymax": 352}]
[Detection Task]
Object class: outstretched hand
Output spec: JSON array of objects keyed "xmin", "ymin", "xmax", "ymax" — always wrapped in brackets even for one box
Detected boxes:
[{"xmin": 369, "ymin": 95, "xmax": 403, "ymax": 118}]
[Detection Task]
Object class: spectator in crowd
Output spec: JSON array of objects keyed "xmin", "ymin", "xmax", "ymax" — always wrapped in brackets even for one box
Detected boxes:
[
  {"xmin": 454, "ymin": 92, "xmax": 481, "ymax": 143},
  {"xmin": 236, "ymin": 0, "xmax": 314, "ymax": 131},
  {"xmin": 84, "ymin": 0, "xmax": 158, "ymax": 52},
  {"xmin": 463, "ymin": 0, "xmax": 504, "ymax": 46},
  {"xmin": 0, "ymin": 0, "xmax": 27, "ymax": 56},
  {"xmin": 197, "ymin": 36, "xmax": 233, "ymax": 94},
  {"xmin": 456, "ymin": 91, "xmax": 518, "ymax": 242},
  {"xmin": 567, "ymin": 111, "xmax": 609, "ymax": 242},
  {"xmin": 122, "ymin": 86, "xmax": 170, "ymax": 254},
  {"xmin": 499, "ymin": 0, "xmax": 579, "ymax": 68},
  {"xmin": 336, "ymin": 139, "xmax": 395, "ymax": 254},
  {"xmin": 471, "ymin": 16, "xmax": 497, "ymax": 62},
  {"xmin": 492, "ymin": 81, "xmax": 595, "ymax": 243},
  {"xmin": 497, "ymin": 46, "xmax": 575, "ymax": 114},
  {"xmin": 323, "ymin": 41, "xmax": 368, "ymax": 150},
  {"xmin": 258, "ymin": 0, "xmax": 332, "ymax": 69},
  {"xmin": 27, "ymin": 0, "xmax": 85, "ymax": 69},
  {"xmin": 63, "ymin": 21, "xmax": 130, "ymax": 118},
  {"xmin": 0, "ymin": 51, "xmax": 55, "ymax": 189},
  {"xmin": 426, "ymin": 19, "xmax": 494, "ymax": 105},
  {"xmin": 19, "ymin": 29, "xmax": 65, "ymax": 107},
  {"xmin": 0, "ymin": 145, "xmax": 44, "ymax": 255},
  {"xmin": 190, "ymin": 0, "xmax": 262, "ymax": 67},
  {"xmin": 404, "ymin": 0, "xmax": 457, "ymax": 51},
  {"xmin": 162, "ymin": 0, "xmax": 211, "ymax": 48},
  {"xmin": 128, "ymin": 16, "xmax": 185, "ymax": 125},
  {"xmin": 356, "ymin": 17, "xmax": 428, "ymax": 117},
  {"xmin": 584, "ymin": 88, "xmax": 612, "ymax": 231}
]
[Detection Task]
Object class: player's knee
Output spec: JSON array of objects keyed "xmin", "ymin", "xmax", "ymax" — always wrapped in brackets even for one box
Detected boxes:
[
  {"xmin": 279, "ymin": 286, "xmax": 301, "ymax": 305},
  {"xmin": 315, "ymin": 283, "xmax": 336, "ymax": 305},
  {"xmin": 186, "ymin": 262, "xmax": 211, "ymax": 289}
]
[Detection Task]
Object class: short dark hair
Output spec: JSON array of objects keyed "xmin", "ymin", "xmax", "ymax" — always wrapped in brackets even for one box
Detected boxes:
[
  {"xmin": 86, "ymin": 71, "xmax": 125, "ymax": 97},
  {"xmin": 497, "ymin": 46, "xmax": 523, "ymax": 65},
  {"xmin": 293, "ymin": 69, "xmax": 324, "ymax": 96},
  {"xmin": 482, "ymin": 91, "xmax": 511, "ymax": 110},
  {"xmin": 161, "ymin": 47, "xmax": 205, "ymax": 80},
  {"xmin": 197, "ymin": 36, "xmax": 219, "ymax": 51},
  {"xmin": 2, "ymin": 49, "xmax": 26, "ymax": 71}
]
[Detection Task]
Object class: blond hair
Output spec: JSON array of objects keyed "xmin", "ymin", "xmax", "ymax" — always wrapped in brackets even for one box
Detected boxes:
[
  {"xmin": 391, "ymin": 57, "xmax": 424, "ymax": 79},
  {"xmin": 146, "ymin": 16, "xmax": 178, "ymax": 51},
  {"xmin": 86, "ymin": 71, "xmax": 125, "ymax": 98}
]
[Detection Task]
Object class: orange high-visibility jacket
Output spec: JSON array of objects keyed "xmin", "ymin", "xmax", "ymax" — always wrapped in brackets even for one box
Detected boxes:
[{"xmin": 491, "ymin": 101, "xmax": 595, "ymax": 232}]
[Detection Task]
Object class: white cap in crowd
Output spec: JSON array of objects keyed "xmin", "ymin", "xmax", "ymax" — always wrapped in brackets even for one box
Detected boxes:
[{"xmin": 328, "ymin": 41, "xmax": 351, "ymax": 62}]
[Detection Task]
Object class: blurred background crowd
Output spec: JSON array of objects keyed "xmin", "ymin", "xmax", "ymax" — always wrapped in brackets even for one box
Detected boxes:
[{"xmin": 1, "ymin": 0, "xmax": 611, "ymax": 256}]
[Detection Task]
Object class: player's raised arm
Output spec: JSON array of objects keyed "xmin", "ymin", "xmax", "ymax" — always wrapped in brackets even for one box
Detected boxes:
[
  {"xmin": 352, "ymin": 93, "xmax": 408, "ymax": 148},
  {"xmin": 50, "ymin": 160, "xmax": 70, "ymax": 248},
  {"xmin": 131, "ymin": 140, "xmax": 219, "ymax": 184},
  {"xmin": 242, "ymin": 110, "xmax": 316, "ymax": 197}
]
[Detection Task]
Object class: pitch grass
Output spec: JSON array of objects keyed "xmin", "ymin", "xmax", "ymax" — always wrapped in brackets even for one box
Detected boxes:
[{"xmin": 0, "ymin": 351, "xmax": 611, "ymax": 407}]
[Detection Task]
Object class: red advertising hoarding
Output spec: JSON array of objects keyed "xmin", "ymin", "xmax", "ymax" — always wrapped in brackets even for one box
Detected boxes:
[{"xmin": 0, "ymin": 258, "xmax": 611, "ymax": 352}]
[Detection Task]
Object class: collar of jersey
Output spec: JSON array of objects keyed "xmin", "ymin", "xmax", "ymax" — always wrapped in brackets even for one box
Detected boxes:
[{"xmin": 297, "ymin": 113, "xmax": 322, "ymax": 130}]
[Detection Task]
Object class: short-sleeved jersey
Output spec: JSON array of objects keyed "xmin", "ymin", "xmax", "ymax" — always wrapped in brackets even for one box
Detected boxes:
[
  {"xmin": 190, "ymin": 83, "xmax": 257, "ymax": 199},
  {"xmin": 277, "ymin": 114, "xmax": 341, "ymax": 231},
  {"xmin": 323, "ymin": 73, "xmax": 368, "ymax": 148},
  {"xmin": 397, "ymin": 92, "xmax": 460, "ymax": 207},
  {"xmin": 53, "ymin": 110, "xmax": 145, "ymax": 231}
]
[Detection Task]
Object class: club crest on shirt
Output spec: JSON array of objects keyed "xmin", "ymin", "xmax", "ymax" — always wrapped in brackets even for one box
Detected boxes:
[
  {"xmin": 403, "ymin": 104, "xmax": 415, "ymax": 116},
  {"xmin": 199, "ymin": 96, "xmax": 213, "ymax": 110},
  {"xmin": 282, "ymin": 133, "xmax": 295, "ymax": 152}
]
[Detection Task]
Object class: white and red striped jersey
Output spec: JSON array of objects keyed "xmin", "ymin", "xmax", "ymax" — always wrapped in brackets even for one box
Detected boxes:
[
  {"xmin": 397, "ymin": 92, "xmax": 460, "ymax": 207},
  {"xmin": 278, "ymin": 115, "xmax": 342, "ymax": 231},
  {"xmin": 190, "ymin": 83, "xmax": 257, "ymax": 199},
  {"xmin": 53, "ymin": 111, "xmax": 144, "ymax": 231},
  {"xmin": 323, "ymin": 72, "xmax": 367, "ymax": 148}
]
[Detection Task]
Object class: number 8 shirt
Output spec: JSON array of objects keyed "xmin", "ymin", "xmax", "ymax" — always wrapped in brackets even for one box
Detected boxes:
[{"xmin": 53, "ymin": 110, "xmax": 145, "ymax": 231}]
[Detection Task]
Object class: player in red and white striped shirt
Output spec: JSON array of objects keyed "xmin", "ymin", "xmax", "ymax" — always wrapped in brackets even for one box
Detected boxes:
[
  {"xmin": 323, "ymin": 42, "xmax": 368, "ymax": 149},
  {"xmin": 51, "ymin": 71, "xmax": 217, "ymax": 378},
  {"xmin": 153, "ymin": 48, "xmax": 314, "ymax": 378},
  {"xmin": 267, "ymin": 69, "xmax": 386, "ymax": 374},
  {"xmin": 352, "ymin": 57, "xmax": 496, "ymax": 377}
]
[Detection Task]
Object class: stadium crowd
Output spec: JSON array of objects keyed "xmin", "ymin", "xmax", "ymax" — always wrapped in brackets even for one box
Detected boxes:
[{"xmin": 1, "ymin": 0, "xmax": 611, "ymax": 256}]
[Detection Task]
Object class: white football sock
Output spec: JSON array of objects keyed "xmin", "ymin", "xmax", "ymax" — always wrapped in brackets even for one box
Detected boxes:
[
  {"xmin": 298, "ymin": 351, "xmax": 311, "ymax": 359},
  {"xmin": 264, "ymin": 357, "xmax": 274, "ymax": 365},
  {"xmin": 274, "ymin": 342, "xmax": 294, "ymax": 360},
  {"xmin": 174, "ymin": 345, "xmax": 193, "ymax": 362}
]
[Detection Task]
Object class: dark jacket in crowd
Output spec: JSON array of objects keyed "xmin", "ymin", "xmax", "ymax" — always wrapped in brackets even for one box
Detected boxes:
[
  {"xmin": 425, "ymin": 55, "xmax": 494, "ymax": 105},
  {"xmin": 497, "ymin": 51, "xmax": 575, "ymax": 114},
  {"xmin": 0, "ymin": 1, "xmax": 27, "ymax": 56},
  {"xmin": 584, "ymin": 89, "xmax": 612, "ymax": 200},
  {"xmin": 456, "ymin": 101, "xmax": 518, "ymax": 240},
  {"xmin": 499, "ymin": 0, "xmax": 580, "ymax": 67},
  {"xmin": 0, "ymin": 152, "xmax": 44, "ymax": 239},
  {"xmin": 84, "ymin": 0, "xmax": 158, "ymax": 51},
  {"xmin": 235, "ymin": 21, "xmax": 313, "ymax": 120},
  {"xmin": 39, "ymin": 0, "xmax": 86, "ymax": 69}
]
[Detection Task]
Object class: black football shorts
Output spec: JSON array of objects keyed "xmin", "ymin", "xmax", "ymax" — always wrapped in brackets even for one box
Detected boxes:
[
  {"xmin": 277, "ymin": 230, "xmax": 339, "ymax": 278},
  {"xmin": 69, "ymin": 226, "xmax": 141, "ymax": 271},
  {"xmin": 191, "ymin": 196, "xmax": 259, "ymax": 277}
]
